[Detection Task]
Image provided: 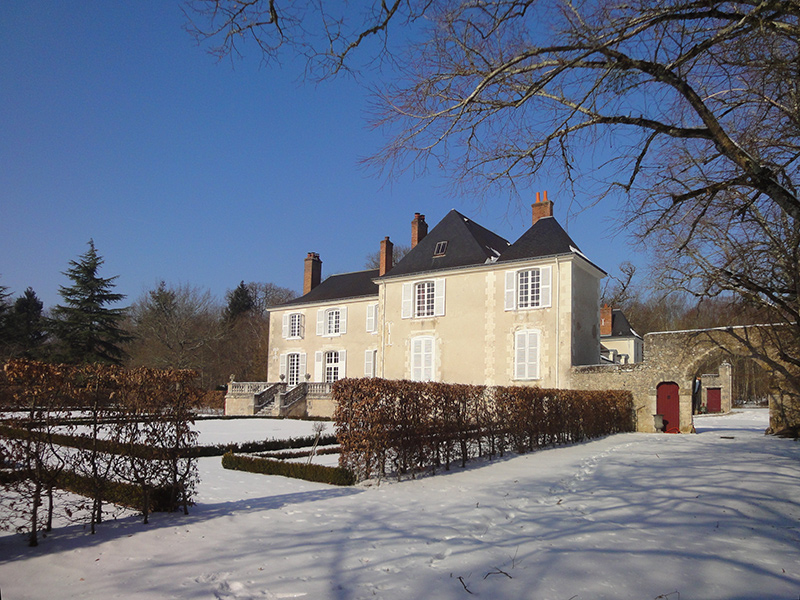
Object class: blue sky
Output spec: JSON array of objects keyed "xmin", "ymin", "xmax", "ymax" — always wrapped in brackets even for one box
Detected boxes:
[{"xmin": 1, "ymin": 1, "xmax": 635, "ymax": 309}]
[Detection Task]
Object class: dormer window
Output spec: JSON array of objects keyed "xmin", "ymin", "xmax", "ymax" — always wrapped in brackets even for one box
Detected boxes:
[{"xmin": 433, "ymin": 241, "xmax": 448, "ymax": 256}]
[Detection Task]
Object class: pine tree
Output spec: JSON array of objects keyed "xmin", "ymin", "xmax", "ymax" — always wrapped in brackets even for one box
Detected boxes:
[
  {"xmin": 8, "ymin": 288, "xmax": 48, "ymax": 359},
  {"xmin": 0, "ymin": 278, "xmax": 12, "ymax": 359},
  {"xmin": 50, "ymin": 240, "xmax": 131, "ymax": 364},
  {"xmin": 223, "ymin": 281, "xmax": 255, "ymax": 323}
]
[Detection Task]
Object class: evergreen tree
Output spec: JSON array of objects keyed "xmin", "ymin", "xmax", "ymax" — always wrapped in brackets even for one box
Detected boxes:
[
  {"xmin": 8, "ymin": 288, "xmax": 47, "ymax": 359},
  {"xmin": 223, "ymin": 281, "xmax": 255, "ymax": 323},
  {"xmin": 0, "ymin": 278, "xmax": 12, "ymax": 359},
  {"xmin": 50, "ymin": 240, "xmax": 131, "ymax": 364}
]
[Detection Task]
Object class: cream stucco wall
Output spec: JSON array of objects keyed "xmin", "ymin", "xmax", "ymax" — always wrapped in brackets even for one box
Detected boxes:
[
  {"xmin": 268, "ymin": 296, "xmax": 381, "ymax": 383},
  {"xmin": 378, "ymin": 255, "xmax": 604, "ymax": 388}
]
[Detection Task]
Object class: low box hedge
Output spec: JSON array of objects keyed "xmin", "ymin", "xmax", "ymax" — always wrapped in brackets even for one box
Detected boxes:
[{"xmin": 221, "ymin": 451, "xmax": 355, "ymax": 486}]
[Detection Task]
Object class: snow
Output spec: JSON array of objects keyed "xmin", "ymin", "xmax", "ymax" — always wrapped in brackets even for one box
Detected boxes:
[{"xmin": 2, "ymin": 408, "xmax": 799, "ymax": 599}]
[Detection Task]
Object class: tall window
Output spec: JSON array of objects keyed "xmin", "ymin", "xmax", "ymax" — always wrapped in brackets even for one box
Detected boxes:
[
  {"xmin": 505, "ymin": 266, "xmax": 552, "ymax": 310},
  {"xmin": 517, "ymin": 269, "xmax": 540, "ymax": 308},
  {"xmin": 317, "ymin": 306, "xmax": 347, "ymax": 336},
  {"xmin": 289, "ymin": 314, "xmax": 303, "ymax": 338},
  {"xmin": 325, "ymin": 351, "xmax": 341, "ymax": 383},
  {"xmin": 402, "ymin": 279, "xmax": 445, "ymax": 318},
  {"xmin": 514, "ymin": 330, "xmax": 540, "ymax": 380},
  {"xmin": 282, "ymin": 313, "xmax": 304, "ymax": 339},
  {"xmin": 411, "ymin": 336, "xmax": 435, "ymax": 381},
  {"xmin": 326, "ymin": 309, "xmax": 340, "ymax": 335},
  {"xmin": 287, "ymin": 353, "xmax": 301, "ymax": 386},
  {"xmin": 415, "ymin": 281, "xmax": 435, "ymax": 317}
]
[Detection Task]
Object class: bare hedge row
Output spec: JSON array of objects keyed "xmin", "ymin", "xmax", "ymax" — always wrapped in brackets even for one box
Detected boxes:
[
  {"xmin": 332, "ymin": 378, "xmax": 634, "ymax": 481},
  {"xmin": 1, "ymin": 359, "xmax": 200, "ymax": 546}
]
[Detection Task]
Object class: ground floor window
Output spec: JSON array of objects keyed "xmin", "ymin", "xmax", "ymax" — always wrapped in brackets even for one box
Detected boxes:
[
  {"xmin": 411, "ymin": 336, "xmax": 435, "ymax": 381},
  {"xmin": 287, "ymin": 353, "xmax": 301, "ymax": 386},
  {"xmin": 514, "ymin": 330, "xmax": 540, "ymax": 380},
  {"xmin": 325, "ymin": 351, "xmax": 341, "ymax": 383}
]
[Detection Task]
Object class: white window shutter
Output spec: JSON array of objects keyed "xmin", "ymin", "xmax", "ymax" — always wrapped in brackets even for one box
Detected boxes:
[
  {"xmin": 540, "ymin": 266, "xmax": 552, "ymax": 308},
  {"xmin": 299, "ymin": 314, "xmax": 305, "ymax": 338},
  {"xmin": 279, "ymin": 353, "xmax": 288, "ymax": 380},
  {"xmin": 423, "ymin": 337, "xmax": 434, "ymax": 380},
  {"xmin": 316, "ymin": 309, "xmax": 324, "ymax": 335},
  {"xmin": 340, "ymin": 306, "xmax": 347, "ymax": 334},
  {"xmin": 514, "ymin": 331, "xmax": 527, "ymax": 379},
  {"xmin": 401, "ymin": 282, "xmax": 413, "ymax": 319},
  {"xmin": 411, "ymin": 338, "xmax": 421, "ymax": 381},
  {"xmin": 282, "ymin": 314, "xmax": 289, "ymax": 338},
  {"xmin": 299, "ymin": 353, "xmax": 307, "ymax": 382},
  {"xmin": 528, "ymin": 331, "xmax": 540, "ymax": 379},
  {"xmin": 339, "ymin": 349, "xmax": 347, "ymax": 378},
  {"xmin": 314, "ymin": 351, "xmax": 323, "ymax": 382},
  {"xmin": 504, "ymin": 271, "xmax": 516, "ymax": 310},
  {"xmin": 434, "ymin": 278, "xmax": 446, "ymax": 317},
  {"xmin": 366, "ymin": 303, "xmax": 376, "ymax": 333},
  {"xmin": 364, "ymin": 349, "xmax": 374, "ymax": 377}
]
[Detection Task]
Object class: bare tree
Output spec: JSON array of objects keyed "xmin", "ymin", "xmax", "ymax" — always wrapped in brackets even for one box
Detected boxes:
[
  {"xmin": 126, "ymin": 282, "xmax": 224, "ymax": 387},
  {"xmin": 364, "ymin": 243, "xmax": 411, "ymax": 270},
  {"xmin": 188, "ymin": 0, "xmax": 800, "ymax": 408}
]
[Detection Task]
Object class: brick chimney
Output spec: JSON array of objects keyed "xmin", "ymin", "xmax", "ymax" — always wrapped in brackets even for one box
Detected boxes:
[
  {"xmin": 532, "ymin": 190, "xmax": 554, "ymax": 225},
  {"xmin": 600, "ymin": 304, "xmax": 613, "ymax": 337},
  {"xmin": 411, "ymin": 213, "xmax": 428, "ymax": 248},
  {"xmin": 379, "ymin": 236, "xmax": 393, "ymax": 276},
  {"xmin": 303, "ymin": 252, "xmax": 322, "ymax": 295}
]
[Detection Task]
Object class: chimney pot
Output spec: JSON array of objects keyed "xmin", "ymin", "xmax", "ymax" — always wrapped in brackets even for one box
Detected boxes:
[{"xmin": 531, "ymin": 190, "xmax": 554, "ymax": 225}]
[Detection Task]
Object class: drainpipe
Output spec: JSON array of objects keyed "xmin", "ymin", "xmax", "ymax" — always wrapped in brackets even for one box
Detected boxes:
[{"xmin": 555, "ymin": 256, "xmax": 561, "ymax": 388}]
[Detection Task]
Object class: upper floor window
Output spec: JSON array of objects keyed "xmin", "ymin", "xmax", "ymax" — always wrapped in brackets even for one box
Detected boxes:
[
  {"xmin": 505, "ymin": 266, "xmax": 552, "ymax": 311},
  {"xmin": 282, "ymin": 313, "xmax": 304, "ymax": 339},
  {"xmin": 433, "ymin": 241, "xmax": 448, "ymax": 256},
  {"xmin": 316, "ymin": 306, "xmax": 348, "ymax": 336},
  {"xmin": 416, "ymin": 281, "xmax": 435, "ymax": 317},
  {"xmin": 401, "ymin": 279, "xmax": 445, "ymax": 319}
]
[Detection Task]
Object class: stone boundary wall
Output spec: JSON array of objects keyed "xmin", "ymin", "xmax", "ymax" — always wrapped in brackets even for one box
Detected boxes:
[{"xmin": 570, "ymin": 329, "xmax": 735, "ymax": 433}]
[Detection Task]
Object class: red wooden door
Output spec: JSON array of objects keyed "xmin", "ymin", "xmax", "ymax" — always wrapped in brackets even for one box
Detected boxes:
[
  {"xmin": 657, "ymin": 382, "xmax": 680, "ymax": 433},
  {"xmin": 707, "ymin": 388, "xmax": 722, "ymax": 413}
]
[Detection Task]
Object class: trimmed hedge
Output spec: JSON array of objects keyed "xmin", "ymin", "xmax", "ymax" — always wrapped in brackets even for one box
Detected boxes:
[
  {"xmin": 333, "ymin": 378, "xmax": 635, "ymax": 481},
  {"xmin": 221, "ymin": 452, "xmax": 355, "ymax": 486},
  {"xmin": 192, "ymin": 434, "xmax": 339, "ymax": 457}
]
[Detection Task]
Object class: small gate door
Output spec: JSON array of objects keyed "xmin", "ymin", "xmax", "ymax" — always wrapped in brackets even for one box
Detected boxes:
[
  {"xmin": 657, "ymin": 382, "xmax": 680, "ymax": 433},
  {"xmin": 707, "ymin": 388, "xmax": 722, "ymax": 413}
]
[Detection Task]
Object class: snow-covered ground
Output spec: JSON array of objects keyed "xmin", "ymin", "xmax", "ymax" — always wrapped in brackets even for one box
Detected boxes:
[{"xmin": 1, "ymin": 409, "xmax": 799, "ymax": 600}]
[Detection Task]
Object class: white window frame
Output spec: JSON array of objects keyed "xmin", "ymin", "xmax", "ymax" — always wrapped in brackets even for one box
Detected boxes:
[
  {"xmin": 514, "ymin": 330, "xmax": 540, "ymax": 380},
  {"xmin": 317, "ymin": 306, "xmax": 348, "ymax": 337},
  {"xmin": 279, "ymin": 352, "xmax": 307, "ymax": 387},
  {"xmin": 505, "ymin": 266, "xmax": 552, "ymax": 311},
  {"xmin": 282, "ymin": 312, "xmax": 304, "ymax": 339},
  {"xmin": 401, "ymin": 279, "xmax": 445, "ymax": 319},
  {"xmin": 410, "ymin": 336, "xmax": 435, "ymax": 381}
]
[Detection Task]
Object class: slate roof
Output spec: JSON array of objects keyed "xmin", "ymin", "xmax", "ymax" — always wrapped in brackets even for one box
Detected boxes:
[
  {"xmin": 275, "ymin": 209, "xmax": 603, "ymax": 308},
  {"xmin": 604, "ymin": 309, "xmax": 641, "ymax": 339},
  {"xmin": 497, "ymin": 215, "xmax": 580, "ymax": 263},
  {"xmin": 280, "ymin": 269, "xmax": 379, "ymax": 307},
  {"xmin": 382, "ymin": 209, "xmax": 511, "ymax": 278}
]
